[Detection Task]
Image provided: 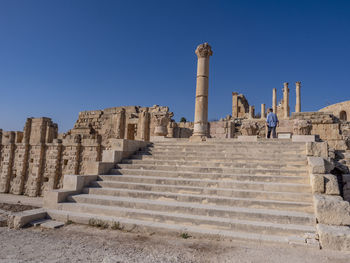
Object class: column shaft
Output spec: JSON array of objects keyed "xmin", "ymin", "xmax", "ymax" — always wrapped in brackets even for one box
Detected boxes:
[
  {"xmin": 261, "ymin": 104, "xmax": 266, "ymax": 119},
  {"xmin": 272, "ymin": 88, "xmax": 277, "ymax": 114},
  {"xmin": 283, "ymin": 82, "xmax": 290, "ymax": 118},
  {"xmin": 193, "ymin": 43, "xmax": 213, "ymax": 137},
  {"xmin": 295, "ymin": 81, "xmax": 301, "ymax": 113}
]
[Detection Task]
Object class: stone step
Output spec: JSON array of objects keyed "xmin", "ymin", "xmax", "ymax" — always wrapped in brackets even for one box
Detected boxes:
[
  {"xmin": 97, "ymin": 175, "xmax": 311, "ymax": 193},
  {"xmin": 149, "ymin": 146, "xmax": 305, "ymax": 152},
  {"xmin": 105, "ymin": 170, "xmax": 309, "ymax": 183},
  {"xmin": 56, "ymin": 202, "xmax": 315, "ymax": 237},
  {"xmin": 147, "ymin": 143, "xmax": 306, "ymax": 151},
  {"xmin": 135, "ymin": 152, "xmax": 307, "ymax": 160},
  {"xmin": 152, "ymin": 141, "xmax": 306, "ymax": 146},
  {"xmin": 121, "ymin": 159, "xmax": 307, "ymax": 170},
  {"xmin": 81, "ymin": 188, "xmax": 313, "ymax": 213},
  {"xmin": 46, "ymin": 208, "xmax": 316, "ymax": 246},
  {"xmin": 90, "ymin": 181, "xmax": 312, "ymax": 202},
  {"xmin": 112, "ymin": 165, "xmax": 307, "ymax": 176},
  {"xmin": 130, "ymin": 154, "xmax": 307, "ymax": 162},
  {"xmin": 67, "ymin": 194, "xmax": 315, "ymax": 225},
  {"xmin": 142, "ymin": 149, "xmax": 306, "ymax": 155}
]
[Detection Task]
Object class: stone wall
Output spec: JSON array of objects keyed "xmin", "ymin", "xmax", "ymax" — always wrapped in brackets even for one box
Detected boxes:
[{"xmin": 0, "ymin": 118, "xmax": 102, "ymax": 197}]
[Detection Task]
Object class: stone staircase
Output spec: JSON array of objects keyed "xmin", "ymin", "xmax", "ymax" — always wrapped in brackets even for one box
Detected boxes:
[{"xmin": 47, "ymin": 139, "xmax": 317, "ymax": 245}]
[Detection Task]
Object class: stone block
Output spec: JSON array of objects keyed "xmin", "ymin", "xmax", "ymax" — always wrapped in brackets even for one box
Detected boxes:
[
  {"xmin": 43, "ymin": 189, "xmax": 76, "ymax": 209},
  {"xmin": 237, "ymin": 136, "xmax": 258, "ymax": 142},
  {"xmin": 314, "ymin": 194, "xmax": 350, "ymax": 226},
  {"xmin": 8, "ymin": 208, "xmax": 47, "ymax": 229},
  {"xmin": 292, "ymin": 135, "xmax": 316, "ymax": 142},
  {"xmin": 306, "ymin": 142, "xmax": 328, "ymax": 158},
  {"xmin": 278, "ymin": 133, "xmax": 292, "ymax": 139},
  {"xmin": 317, "ymin": 224, "xmax": 350, "ymax": 251},
  {"xmin": 96, "ymin": 162, "xmax": 115, "ymax": 175},
  {"xmin": 324, "ymin": 174, "xmax": 340, "ymax": 195},
  {"xmin": 310, "ymin": 174, "xmax": 324, "ymax": 193},
  {"xmin": 40, "ymin": 220, "xmax": 65, "ymax": 229},
  {"xmin": 308, "ymin": 157, "xmax": 326, "ymax": 174},
  {"xmin": 102, "ymin": 150, "xmax": 122, "ymax": 163}
]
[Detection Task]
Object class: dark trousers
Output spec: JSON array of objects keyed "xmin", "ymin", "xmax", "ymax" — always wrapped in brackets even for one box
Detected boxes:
[{"xmin": 267, "ymin": 126, "xmax": 277, "ymax": 138}]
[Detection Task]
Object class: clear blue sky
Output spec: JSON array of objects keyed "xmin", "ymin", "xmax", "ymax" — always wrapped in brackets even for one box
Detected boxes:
[{"xmin": 1, "ymin": 0, "xmax": 349, "ymax": 132}]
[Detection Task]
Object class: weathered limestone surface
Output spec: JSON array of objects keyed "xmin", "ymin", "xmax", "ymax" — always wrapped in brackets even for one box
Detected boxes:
[
  {"xmin": 310, "ymin": 174, "xmax": 340, "ymax": 195},
  {"xmin": 293, "ymin": 119, "xmax": 311, "ymax": 135},
  {"xmin": 313, "ymin": 194, "xmax": 350, "ymax": 226},
  {"xmin": 306, "ymin": 142, "xmax": 328, "ymax": 158},
  {"xmin": 317, "ymin": 224, "xmax": 350, "ymax": 251}
]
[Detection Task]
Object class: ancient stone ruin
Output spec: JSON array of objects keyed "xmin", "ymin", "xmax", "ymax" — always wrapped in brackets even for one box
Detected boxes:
[{"xmin": 3, "ymin": 42, "xmax": 350, "ymax": 251}]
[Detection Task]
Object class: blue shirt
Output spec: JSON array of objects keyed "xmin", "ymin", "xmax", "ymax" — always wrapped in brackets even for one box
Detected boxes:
[{"xmin": 266, "ymin": 112, "xmax": 279, "ymax": 127}]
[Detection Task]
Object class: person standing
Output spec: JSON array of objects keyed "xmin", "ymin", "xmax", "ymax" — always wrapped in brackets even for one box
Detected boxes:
[{"xmin": 266, "ymin": 108, "xmax": 279, "ymax": 138}]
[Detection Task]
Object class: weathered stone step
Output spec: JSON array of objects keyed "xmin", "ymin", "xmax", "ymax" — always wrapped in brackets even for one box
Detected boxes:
[
  {"xmin": 142, "ymin": 149, "xmax": 306, "ymax": 156},
  {"xmin": 46, "ymin": 208, "xmax": 316, "ymax": 246},
  {"xmin": 149, "ymin": 146, "xmax": 305, "ymax": 152},
  {"xmin": 90, "ymin": 181, "xmax": 312, "ymax": 202},
  {"xmin": 67, "ymin": 194, "xmax": 315, "ymax": 225},
  {"xmin": 57, "ymin": 202, "xmax": 315, "ymax": 236},
  {"xmin": 81, "ymin": 188, "xmax": 313, "ymax": 213},
  {"xmin": 131, "ymin": 154, "xmax": 307, "ymax": 162},
  {"xmin": 150, "ymin": 145, "xmax": 302, "ymax": 150},
  {"xmin": 121, "ymin": 159, "xmax": 307, "ymax": 170},
  {"xmin": 152, "ymin": 141, "xmax": 306, "ymax": 146},
  {"xmin": 97, "ymin": 175, "xmax": 311, "ymax": 193},
  {"xmin": 106, "ymin": 170, "xmax": 309, "ymax": 183},
  {"xmin": 135, "ymin": 152, "xmax": 307, "ymax": 159},
  {"xmin": 113, "ymin": 165, "xmax": 307, "ymax": 176}
]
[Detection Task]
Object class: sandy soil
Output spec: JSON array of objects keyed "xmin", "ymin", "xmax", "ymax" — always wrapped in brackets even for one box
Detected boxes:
[{"xmin": 0, "ymin": 223, "xmax": 350, "ymax": 263}]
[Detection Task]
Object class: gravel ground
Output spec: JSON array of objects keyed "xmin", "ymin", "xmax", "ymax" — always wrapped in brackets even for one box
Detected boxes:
[{"xmin": 0, "ymin": 224, "xmax": 350, "ymax": 263}]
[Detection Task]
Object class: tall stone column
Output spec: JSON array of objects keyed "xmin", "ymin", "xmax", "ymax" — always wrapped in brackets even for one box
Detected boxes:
[
  {"xmin": 261, "ymin": 104, "xmax": 266, "ymax": 119},
  {"xmin": 283, "ymin": 82, "xmax": 290, "ymax": 118},
  {"xmin": 192, "ymin": 43, "xmax": 213, "ymax": 138},
  {"xmin": 272, "ymin": 88, "xmax": 277, "ymax": 114},
  {"xmin": 295, "ymin": 81, "xmax": 301, "ymax": 113}
]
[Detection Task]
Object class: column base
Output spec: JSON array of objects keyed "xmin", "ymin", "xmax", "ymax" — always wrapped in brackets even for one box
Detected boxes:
[{"xmin": 189, "ymin": 135, "xmax": 207, "ymax": 142}]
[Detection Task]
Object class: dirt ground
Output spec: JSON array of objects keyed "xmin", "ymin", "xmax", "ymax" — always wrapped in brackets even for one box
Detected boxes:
[
  {"xmin": 0, "ymin": 223, "xmax": 350, "ymax": 263},
  {"xmin": 0, "ymin": 203, "xmax": 38, "ymax": 213}
]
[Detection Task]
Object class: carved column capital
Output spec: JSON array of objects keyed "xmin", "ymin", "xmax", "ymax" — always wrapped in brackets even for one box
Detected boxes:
[{"xmin": 195, "ymin": 43, "xmax": 213, "ymax": 58}]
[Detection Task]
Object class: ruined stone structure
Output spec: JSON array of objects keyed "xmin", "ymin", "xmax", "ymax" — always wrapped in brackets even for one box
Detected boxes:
[
  {"xmin": 70, "ymin": 105, "xmax": 173, "ymax": 144},
  {"xmin": 319, "ymin": 100, "xmax": 350, "ymax": 121},
  {"xmin": 232, "ymin": 92, "xmax": 250, "ymax": 118},
  {"xmin": 3, "ymin": 42, "xmax": 350, "ymax": 251},
  {"xmin": 0, "ymin": 105, "xmax": 174, "ymax": 197}
]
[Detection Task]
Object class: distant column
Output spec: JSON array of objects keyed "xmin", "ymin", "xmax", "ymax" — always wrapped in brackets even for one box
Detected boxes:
[
  {"xmin": 283, "ymin": 82, "xmax": 289, "ymax": 118},
  {"xmin": 295, "ymin": 81, "xmax": 301, "ymax": 113},
  {"xmin": 249, "ymin": 106, "xmax": 255, "ymax": 119},
  {"xmin": 272, "ymin": 88, "xmax": 277, "ymax": 114},
  {"xmin": 232, "ymin": 92, "xmax": 238, "ymax": 118},
  {"xmin": 193, "ymin": 43, "xmax": 213, "ymax": 138},
  {"xmin": 261, "ymin": 104, "xmax": 266, "ymax": 119}
]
